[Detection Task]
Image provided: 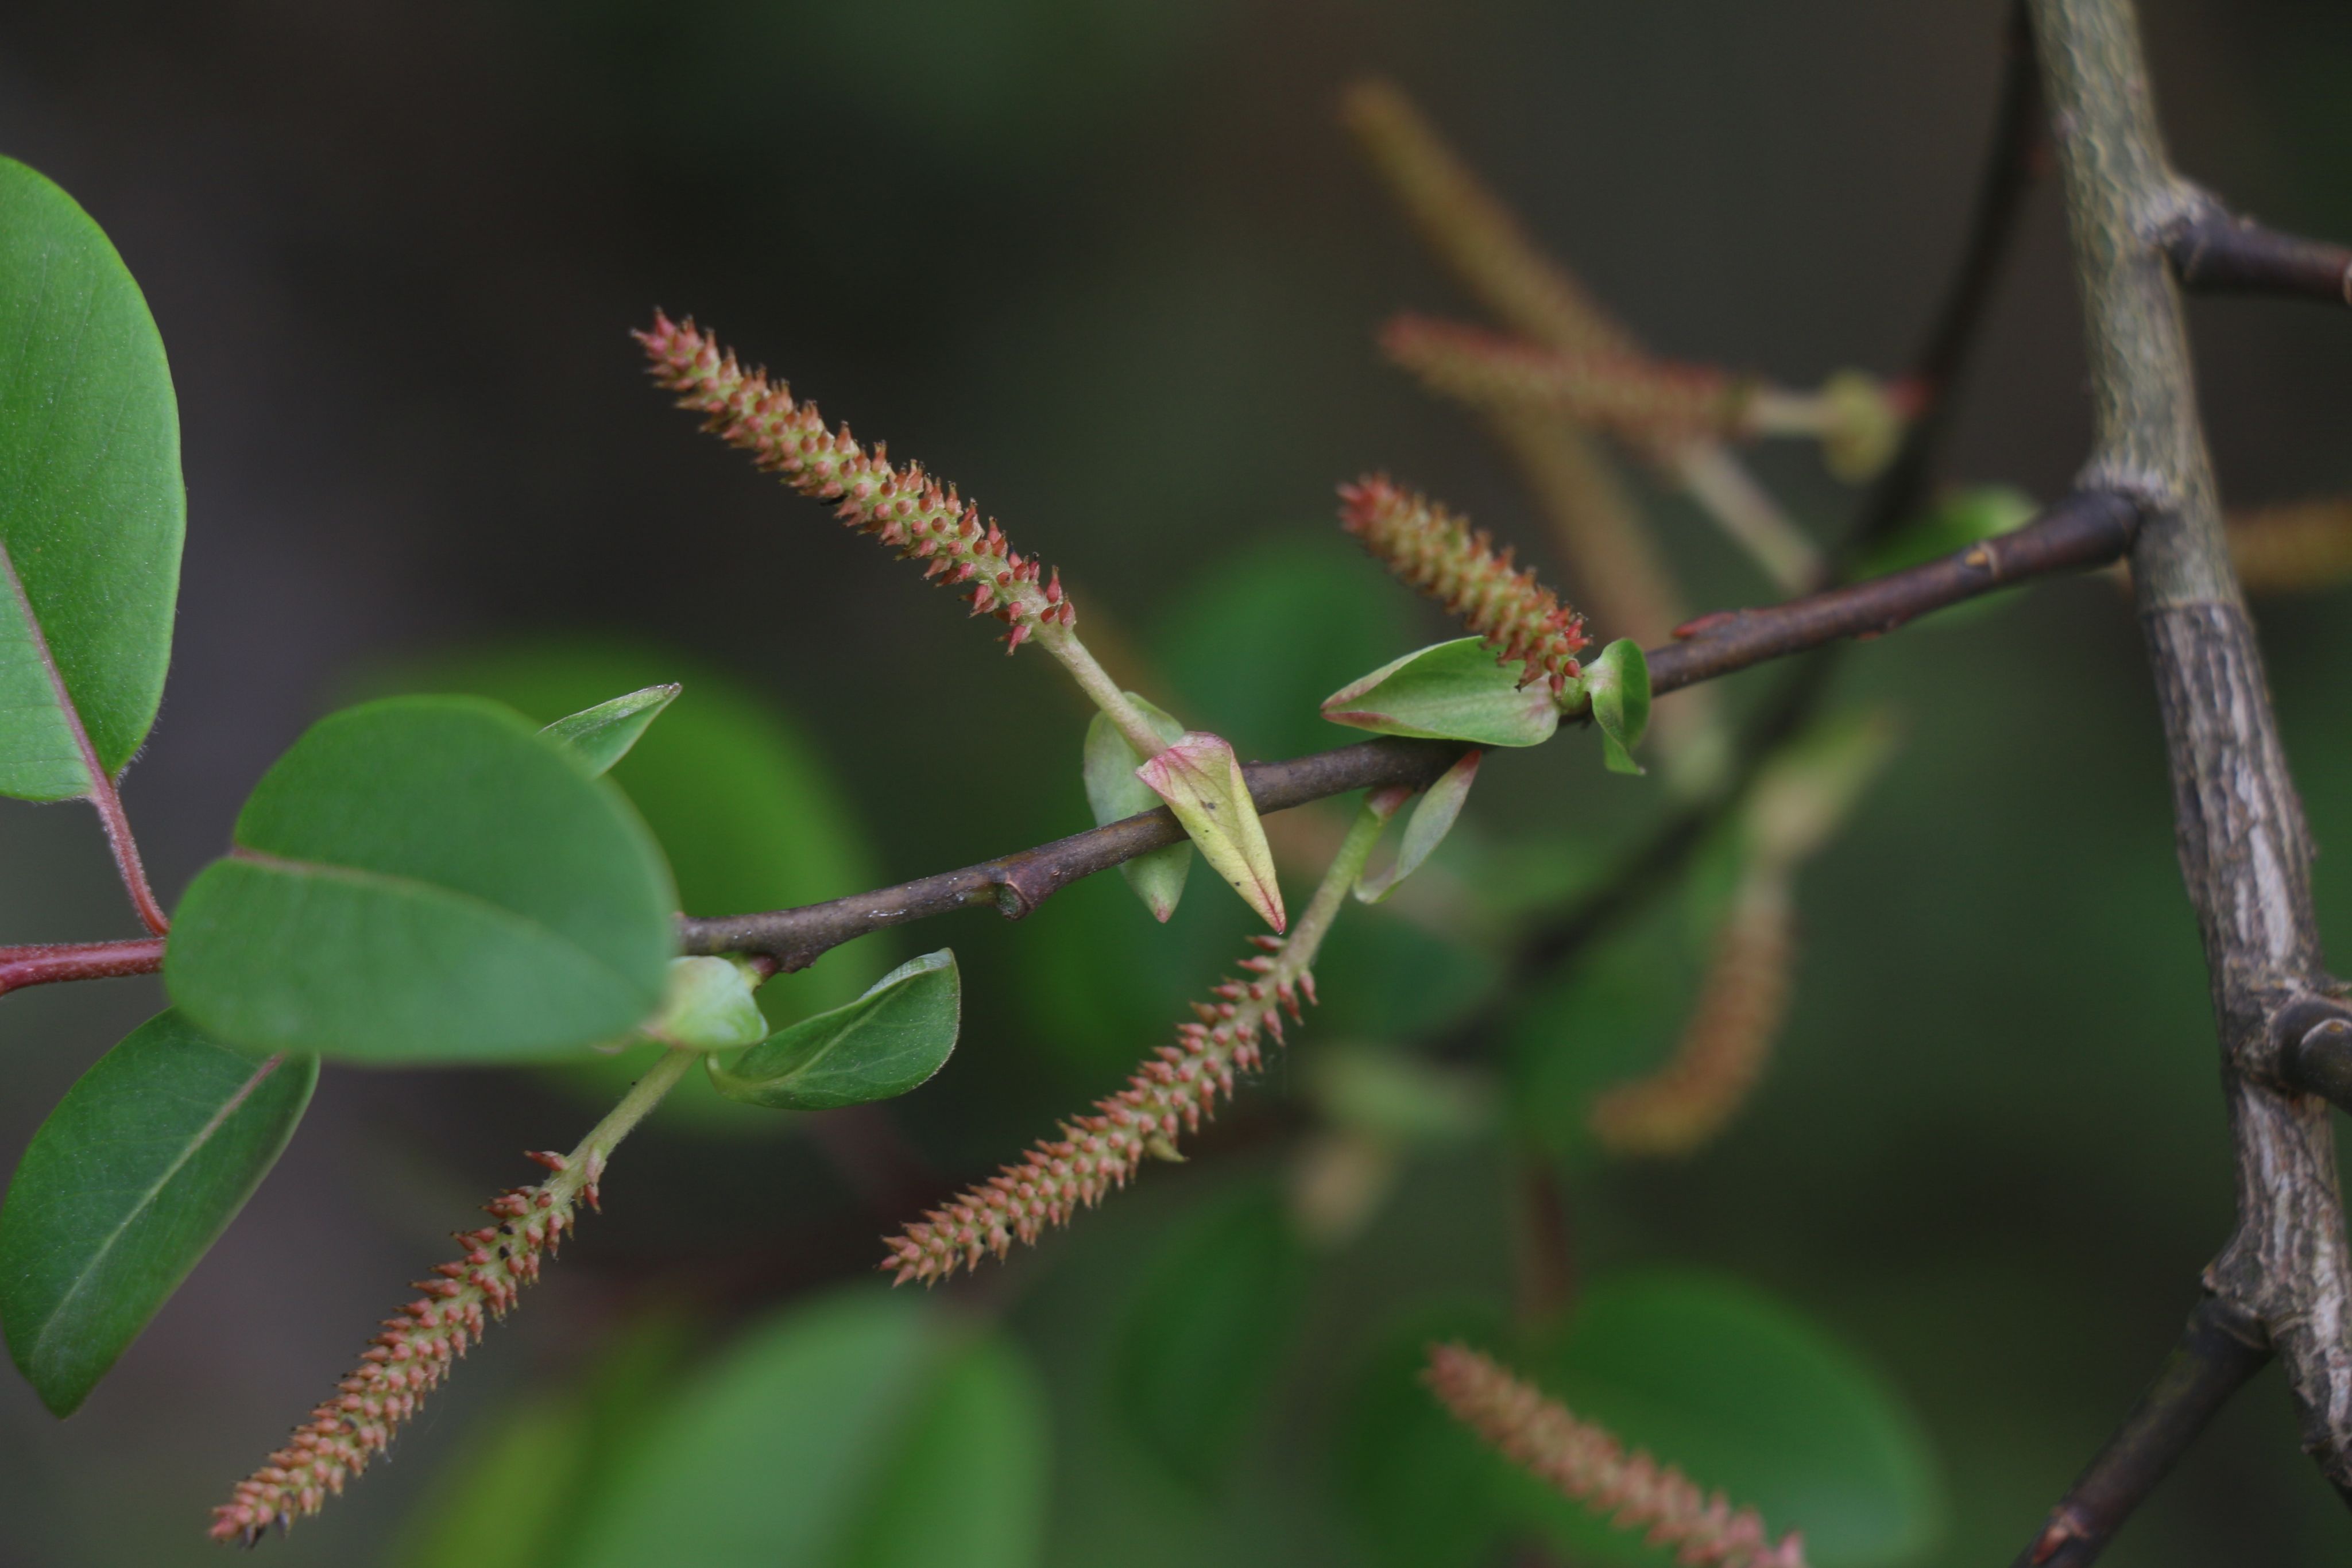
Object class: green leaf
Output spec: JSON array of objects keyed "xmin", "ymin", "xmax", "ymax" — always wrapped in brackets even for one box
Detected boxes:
[
  {"xmin": 565, "ymin": 1290, "xmax": 1049, "ymax": 1568},
  {"xmin": 543, "ymin": 683, "xmax": 680, "ymax": 776},
  {"xmin": 1084, "ymin": 692, "xmax": 1192, "ymax": 922},
  {"xmin": 1322, "ymin": 639, "xmax": 1560, "ymax": 748},
  {"xmin": 709, "ymin": 950, "xmax": 959, "ymax": 1110},
  {"xmin": 1305, "ymin": 1043, "xmax": 1494, "ymax": 1145},
  {"xmin": 1336, "ymin": 1301, "xmax": 1515, "ymax": 1568},
  {"xmin": 0, "ymin": 157, "xmax": 184, "ymax": 802},
  {"xmin": 0, "ymin": 1010, "xmax": 315, "ymax": 1415},
  {"xmin": 392, "ymin": 1306, "xmax": 700, "ymax": 1568},
  {"xmin": 388, "ymin": 644, "xmax": 891, "ymax": 1129},
  {"xmin": 1110, "ymin": 1182, "xmax": 1310, "ymax": 1492},
  {"xmin": 1584, "ymin": 638, "xmax": 1652, "ymax": 775},
  {"xmin": 167, "ymin": 695, "xmax": 678, "ymax": 1063},
  {"xmin": 1357, "ymin": 748, "xmax": 1481, "ymax": 904},
  {"xmin": 1518, "ymin": 1270, "xmax": 1944, "ymax": 1568}
]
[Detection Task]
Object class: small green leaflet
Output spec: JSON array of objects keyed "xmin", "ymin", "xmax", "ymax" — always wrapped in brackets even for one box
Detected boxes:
[
  {"xmin": 1357, "ymin": 749, "xmax": 1481, "ymax": 904},
  {"xmin": 0, "ymin": 1011, "xmax": 316, "ymax": 1416},
  {"xmin": 166, "ymin": 695, "xmax": 678, "ymax": 1064},
  {"xmin": 543, "ymin": 684, "xmax": 680, "ymax": 776},
  {"xmin": 1583, "ymin": 639, "xmax": 1651, "ymax": 775},
  {"xmin": 0, "ymin": 158, "xmax": 184, "ymax": 803},
  {"xmin": 1082, "ymin": 691, "xmax": 1191, "ymax": 922},
  {"xmin": 1322, "ymin": 638, "xmax": 1560, "ymax": 748},
  {"xmin": 708, "ymin": 950, "xmax": 960, "ymax": 1110}
]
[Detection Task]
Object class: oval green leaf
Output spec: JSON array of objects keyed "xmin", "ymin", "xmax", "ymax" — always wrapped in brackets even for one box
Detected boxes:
[
  {"xmin": 708, "ymin": 950, "xmax": 960, "ymax": 1110},
  {"xmin": 0, "ymin": 157, "xmax": 184, "ymax": 801},
  {"xmin": 1323, "ymin": 638, "xmax": 1560, "ymax": 748},
  {"xmin": 1519, "ymin": 1269, "xmax": 1944, "ymax": 1568},
  {"xmin": 0, "ymin": 1010, "xmax": 316, "ymax": 1415},
  {"xmin": 392, "ymin": 644, "xmax": 892, "ymax": 1127},
  {"xmin": 1111, "ymin": 1182, "xmax": 1310, "ymax": 1492},
  {"xmin": 543, "ymin": 683, "xmax": 680, "ymax": 776},
  {"xmin": 1084, "ymin": 692, "xmax": 1192, "ymax": 921},
  {"xmin": 566, "ymin": 1291, "xmax": 1049, "ymax": 1568},
  {"xmin": 166, "ymin": 695, "xmax": 678, "ymax": 1063}
]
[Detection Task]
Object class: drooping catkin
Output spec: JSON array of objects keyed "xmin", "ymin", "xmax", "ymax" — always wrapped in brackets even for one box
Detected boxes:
[
  {"xmin": 1425, "ymin": 1342, "xmax": 1808, "ymax": 1568},
  {"xmin": 208, "ymin": 1149, "xmax": 605, "ymax": 1543}
]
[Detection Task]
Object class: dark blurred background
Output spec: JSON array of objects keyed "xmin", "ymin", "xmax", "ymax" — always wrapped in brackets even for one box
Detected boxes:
[{"xmin": 4, "ymin": 0, "xmax": 2352, "ymax": 1563}]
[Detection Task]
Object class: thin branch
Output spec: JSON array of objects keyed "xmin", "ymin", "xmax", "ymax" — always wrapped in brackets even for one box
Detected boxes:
[
  {"xmin": 2012, "ymin": 1296, "xmax": 2272, "ymax": 1567},
  {"xmin": 1844, "ymin": 0, "xmax": 2045, "ymax": 554},
  {"xmin": 678, "ymin": 490, "xmax": 2137, "ymax": 971},
  {"xmin": 1649, "ymin": 489, "xmax": 2137, "ymax": 690},
  {"xmin": 2164, "ymin": 206, "xmax": 2352, "ymax": 307},
  {"xmin": 0, "ymin": 937, "xmax": 166, "ymax": 996}
]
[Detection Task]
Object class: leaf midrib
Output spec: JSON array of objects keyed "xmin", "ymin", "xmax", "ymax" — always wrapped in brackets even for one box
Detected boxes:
[
  {"xmin": 26, "ymin": 1053, "xmax": 285, "ymax": 1368},
  {"xmin": 227, "ymin": 846, "xmax": 657, "ymax": 1002}
]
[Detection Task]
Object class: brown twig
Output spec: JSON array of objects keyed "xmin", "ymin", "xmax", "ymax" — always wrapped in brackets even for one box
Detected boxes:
[
  {"xmin": 1650, "ymin": 489, "xmax": 2137, "ymax": 690},
  {"xmin": 678, "ymin": 491, "xmax": 2136, "ymax": 972},
  {"xmin": 2012, "ymin": 1296, "xmax": 2272, "ymax": 1567},
  {"xmin": 2164, "ymin": 206, "xmax": 2352, "ymax": 307},
  {"xmin": 0, "ymin": 938, "xmax": 167, "ymax": 996}
]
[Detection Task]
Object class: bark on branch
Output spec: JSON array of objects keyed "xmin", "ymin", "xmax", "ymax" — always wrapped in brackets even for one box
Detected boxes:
[
  {"xmin": 2013, "ymin": 1296, "xmax": 2272, "ymax": 1567},
  {"xmin": 2024, "ymin": 0, "xmax": 2352, "ymax": 1544}
]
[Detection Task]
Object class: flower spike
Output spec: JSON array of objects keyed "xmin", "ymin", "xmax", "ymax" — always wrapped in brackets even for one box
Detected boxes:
[
  {"xmin": 1339, "ymin": 475, "xmax": 1589, "ymax": 696},
  {"xmin": 881, "ymin": 794, "xmax": 1402, "ymax": 1286},
  {"xmin": 207, "ymin": 1048, "xmax": 698, "ymax": 1544},
  {"xmin": 207, "ymin": 1155, "xmax": 589, "ymax": 1544},
  {"xmin": 1424, "ymin": 1343, "xmax": 1808, "ymax": 1568},
  {"xmin": 1589, "ymin": 869, "xmax": 1794, "ymax": 1156},
  {"xmin": 637, "ymin": 312, "xmax": 1074, "ymax": 651},
  {"xmin": 880, "ymin": 932, "xmax": 1314, "ymax": 1287}
]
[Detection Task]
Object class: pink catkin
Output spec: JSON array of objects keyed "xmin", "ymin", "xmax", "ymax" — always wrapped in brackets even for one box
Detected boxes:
[
  {"xmin": 1339, "ymin": 475, "xmax": 1590, "ymax": 696},
  {"xmin": 207, "ymin": 1152, "xmax": 597, "ymax": 1544},
  {"xmin": 1425, "ymin": 1343, "xmax": 1808, "ymax": 1568},
  {"xmin": 884, "ymin": 935, "xmax": 1313, "ymax": 1286},
  {"xmin": 1379, "ymin": 313, "xmax": 1741, "ymax": 446},
  {"xmin": 637, "ymin": 311, "xmax": 1073, "ymax": 652}
]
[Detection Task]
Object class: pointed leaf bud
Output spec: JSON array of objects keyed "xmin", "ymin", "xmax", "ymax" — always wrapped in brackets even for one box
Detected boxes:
[
  {"xmin": 645, "ymin": 955, "xmax": 767, "ymax": 1050},
  {"xmin": 1082, "ymin": 694, "xmax": 1193, "ymax": 922},
  {"xmin": 1356, "ymin": 748, "xmax": 1481, "ymax": 904},
  {"xmin": 1135, "ymin": 733, "xmax": 1286, "ymax": 932}
]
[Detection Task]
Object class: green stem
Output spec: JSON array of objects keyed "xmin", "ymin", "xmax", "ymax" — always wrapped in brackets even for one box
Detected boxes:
[
  {"xmin": 1278, "ymin": 795, "xmax": 1398, "ymax": 979},
  {"xmin": 1035, "ymin": 622, "xmax": 1174, "ymax": 760},
  {"xmin": 545, "ymin": 1046, "xmax": 701, "ymax": 1205}
]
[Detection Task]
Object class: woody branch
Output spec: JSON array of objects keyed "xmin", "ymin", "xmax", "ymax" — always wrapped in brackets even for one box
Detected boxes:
[
  {"xmin": 2014, "ymin": 0, "xmax": 2352, "ymax": 1558},
  {"xmin": 677, "ymin": 486, "xmax": 2138, "ymax": 974}
]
